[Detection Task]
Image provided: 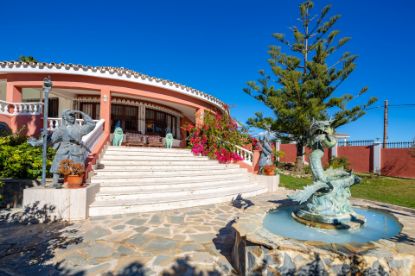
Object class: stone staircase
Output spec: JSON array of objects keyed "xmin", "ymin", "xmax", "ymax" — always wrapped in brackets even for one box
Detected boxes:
[{"xmin": 88, "ymin": 146, "xmax": 267, "ymax": 217}]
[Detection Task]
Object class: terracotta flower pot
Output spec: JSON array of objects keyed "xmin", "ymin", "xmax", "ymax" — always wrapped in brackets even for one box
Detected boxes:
[
  {"xmin": 263, "ymin": 165, "xmax": 276, "ymax": 176},
  {"xmin": 66, "ymin": 175, "xmax": 84, "ymax": 189}
]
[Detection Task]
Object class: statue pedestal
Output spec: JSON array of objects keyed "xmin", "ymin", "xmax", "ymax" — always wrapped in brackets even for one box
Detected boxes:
[
  {"xmin": 292, "ymin": 208, "xmax": 365, "ymax": 230},
  {"xmin": 23, "ymin": 183, "xmax": 100, "ymax": 221},
  {"xmin": 251, "ymin": 174, "xmax": 280, "ymax": 193}
]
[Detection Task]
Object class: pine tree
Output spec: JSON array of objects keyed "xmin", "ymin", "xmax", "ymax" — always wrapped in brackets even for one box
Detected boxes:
[
  {"xmin": 244, "ymin": 1, "xmax": 377, "ymax": 172},
  {"xmin": 18, "ymin": 56, "xmax": 38, "ymax": 63}
]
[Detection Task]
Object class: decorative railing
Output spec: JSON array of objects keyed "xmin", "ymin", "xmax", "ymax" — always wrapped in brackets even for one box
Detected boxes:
[
  {"xmin": 47, "ymin": 118, "xmax": 99, "ymax": 131},
  {"xmin": 82, "ymin": 119, "xmax": 105, "ymax": 155},
  {"xmin": 0, "ymin": 100, "xmax": 43, "ymax": 115},
  {"xmin": 382, "ymin": 141, "xmax": 415, "ymax": 149},
  {"xmin": 234, "ymin": 145, "xmax": 253, "ymax": 165},
  {"xmin": 337, "ymin": 139, "xmax": 414, "ymax": 149},
  {"xmin": 337, "ymin": 140, "xmax": 374, "ymax": 147}
]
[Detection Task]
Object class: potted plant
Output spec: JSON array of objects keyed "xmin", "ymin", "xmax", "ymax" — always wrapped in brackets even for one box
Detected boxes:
[
  {"xmin": 263, "ymin": 165, "xmax": 276, "ymax": 176},
  {"xmin": 59, "ymin": 159, "xmax": 85, "ymax": 188}
]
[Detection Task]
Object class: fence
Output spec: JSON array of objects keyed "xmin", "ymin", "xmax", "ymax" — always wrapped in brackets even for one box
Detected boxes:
[{"xmin": 277, "ymin": 140, "xmax": 415, "ymax": 179}]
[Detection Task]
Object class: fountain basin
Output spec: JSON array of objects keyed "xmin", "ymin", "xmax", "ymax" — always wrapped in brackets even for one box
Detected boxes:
[
  {"xmin": 230, "ymin": 196, "xmax": 415, "ymax": 276},
  {"xmin": 264, "ymin": 206, "xmax": 401, "ymax": 243}
]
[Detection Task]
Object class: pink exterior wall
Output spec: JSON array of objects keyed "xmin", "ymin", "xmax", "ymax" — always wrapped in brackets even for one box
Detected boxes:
[
  {"xmin": 381, "ymin": 148, "xmax": 415, "ymax": 178},
  {"xmin": 338, "ymin": 146, "xmax": 372, "ymax": 173},
  {"xmin": 0, "ymin": 114, "xmax": 42, "ymax": 137}
]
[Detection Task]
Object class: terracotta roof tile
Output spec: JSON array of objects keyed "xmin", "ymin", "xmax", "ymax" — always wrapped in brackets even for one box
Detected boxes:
[{"xmin": 0, "ymin": 61, "xmax": 226, "ymax": 109}]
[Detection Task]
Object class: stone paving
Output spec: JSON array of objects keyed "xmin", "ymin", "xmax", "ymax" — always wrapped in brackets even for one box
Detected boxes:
[
  {"xmin": 1, "ymin": 189, "xmax": 414, "ymax": 275},
  {"xmin": 0, "ymin": 191, "xmax": 289, "ymax": 275}
]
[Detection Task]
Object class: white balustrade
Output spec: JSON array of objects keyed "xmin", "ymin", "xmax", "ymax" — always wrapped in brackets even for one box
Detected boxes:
[
  {"xmin": 234, "ymin": 145, "xmax": 253, "ymax": 165},
  {"xmin": 82, "ymin": 119, "xmax": 105, "ymax": 155},
  {"xmin": 0, "ymin": 100, "xmax": 43, "ymax": 115},
  {"xmin": 47, "ymin": 118, "xmax": 98, "ymax": 131}
]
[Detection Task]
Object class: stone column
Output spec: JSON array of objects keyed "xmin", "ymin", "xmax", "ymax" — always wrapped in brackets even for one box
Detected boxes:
[
  {"xmin": 139, "ymin": 105, "xmax": 146, "ymax": 134},
  {"xmin": 6, "ymin": 83, "xmax": 22, "ymax": 102},
  {"xmin": 373, "ymin": 141, "xmax": 382, "ymax": 175},
  {"xmin": 275, "ymin": 139, "xmax": 281, "ymax": 162},
  {"xmin": 195, "ymin": 108, "xmax": 205, "ymax": 128},
  {"xmin": 176, "ymin": 116, "xmax": 181, "ymax": 139},
  {"xmin": 331, "ymin": 141, "xmax": 338, "ymax": 159},
  {"xmin": 253, "ymin": 149, "xmax": 261, "ymax": 174},
  {"xmin": 99, "ymin": 88, "xmax": 111, "ymax": 134}
]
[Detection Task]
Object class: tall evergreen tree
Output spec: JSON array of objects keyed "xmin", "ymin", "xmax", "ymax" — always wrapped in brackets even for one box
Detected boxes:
[
  {"xmin": 244, "ymin": 1, "xmax": 377, "ymax": 172},
  {"xmin": 18, "ymin": 56, "xmax": 38, "ymax": 63}
]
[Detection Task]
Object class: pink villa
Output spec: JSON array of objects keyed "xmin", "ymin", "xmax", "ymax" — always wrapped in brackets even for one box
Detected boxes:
[
  {"xmin": 0, "ymin": 61, "xmax": 226, "ymax": 142},
  {"xmin": 0, "ymin": 61, "xmax": 271, "ymax": 219}
]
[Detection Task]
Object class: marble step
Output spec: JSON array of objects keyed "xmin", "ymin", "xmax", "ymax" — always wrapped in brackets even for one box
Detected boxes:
[
  {"xmin": 91, "ymin": 172, "xmax": 248, "ymax": 184},
  {"xmin": 97, "ymin": 164, "xmax": 240, "ymax": 171},
  {"xmin": 101, "ymin": 155, "xmax": 209, "ymax": 161},
  {"xmin": 94, "ymin": 168, "xmax": 244, "ymax": 177},
  {"xmin": 98, "ymin": 179, "xmax": 252, "ymax": 192},
  {"xmin": 89, "ymin": 186, "xmax": 267, "ymax": 216},
  {"xmin": 106, "ymin": 146, "xmax": 190, "ymax": 153},
  {"xmin": 98, "ymin": 160, "xmax": 220, "ymax": 166},
  {"xmin": 94, "ymin": 182, "xmax": 255, "ymax": 201},
  {"xmin": 104, "ymin": 151, "xmax": 194, "ymax": 157}
]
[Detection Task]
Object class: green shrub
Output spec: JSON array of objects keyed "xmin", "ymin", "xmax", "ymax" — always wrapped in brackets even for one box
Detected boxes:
[
  {"xmin": 303, "ymin": 165, "xmax": 312, "ymax": 175},
  {"xmin": 329, "ymin": 156, "xmax": 350, "ymax": 170},
  {"xmin": 0, "ymin": 133, "xmax": 55, "ymax": 179}
]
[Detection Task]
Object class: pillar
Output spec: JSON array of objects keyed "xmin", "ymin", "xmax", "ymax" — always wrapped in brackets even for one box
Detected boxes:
[
  {"xmin": 176, "ymin": 116, "xmax": 181, "ymax": 139},
  {"xmin": 331, "ymin": 141, "xmax": 338, "ymax": 159},
  {"xmin": 138, "ymin": 104, "xmax": 145, "ymax": 134},
  {"xmin": 253, "ymin": 150, "xmax": 261, "ymax": 174},
  {"xmin": 275, "ymin": 139, "xmax": 281, "ymax": 162},
  {"xmin": 99, "ymin": 88, "xmax": 111, "ymax": 134},
  {"xmin": 195, "ymin": 108, "xmax": 205, "ymax": 128},
  {"xmin": 373, "ymin": 141, "xmax": 382, "ymax": 175},
  {"xmin": 6, "ymin": 83, "xmax": 22, "ymax": 102}
]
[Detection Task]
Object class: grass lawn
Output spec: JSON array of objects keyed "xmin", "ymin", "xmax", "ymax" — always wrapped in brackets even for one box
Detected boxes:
[{"xmin": 279, "ymin": 174, "xmax": 415, "ymax": 209}]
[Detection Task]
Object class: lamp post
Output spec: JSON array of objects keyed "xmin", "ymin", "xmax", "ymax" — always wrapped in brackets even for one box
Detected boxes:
[{"xmin": 41, "ymin": 77, "xmax": 52, "ymax": 186}]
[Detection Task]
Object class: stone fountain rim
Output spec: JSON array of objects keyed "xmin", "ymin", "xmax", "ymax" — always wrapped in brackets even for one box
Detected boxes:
[{"xmin": 232, "ymin": 199, "xmax": 414, "ymax": 257}]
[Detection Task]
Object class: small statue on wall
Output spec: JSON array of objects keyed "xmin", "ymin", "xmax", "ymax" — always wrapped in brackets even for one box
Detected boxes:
[
  {"xmin": 112, "ymin": 120, "xmax": 124, "ymax": 146},
  {"xmin": 165, "ymin": 128, "xmax": 173, "ymax": 148}
]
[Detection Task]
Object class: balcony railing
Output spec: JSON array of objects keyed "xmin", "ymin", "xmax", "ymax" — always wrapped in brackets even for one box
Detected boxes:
[
  {"xmin": 0, "ymin": 100, "xmax": 43, "ymax": 115},
  {"xmin": 47, "ymin": 118, "xmax": 99, "ymax": 131}
]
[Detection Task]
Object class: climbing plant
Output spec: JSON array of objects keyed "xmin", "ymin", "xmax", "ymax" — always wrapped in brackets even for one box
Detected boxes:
[{"xmin": 185, "ymin": 109, "xmax": 249, "ymax": 163}]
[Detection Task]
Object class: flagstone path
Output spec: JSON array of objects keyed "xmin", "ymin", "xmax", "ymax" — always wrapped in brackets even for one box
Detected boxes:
[
  {"xmin": 0, "ymin": 191, "xmax": 289, "ymax": 275},
  {"xmin": 1, "ymin": 188, "xmax": 414, "ymax": 275}
]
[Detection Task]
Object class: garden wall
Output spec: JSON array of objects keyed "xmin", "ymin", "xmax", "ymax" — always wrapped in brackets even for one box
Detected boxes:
[
  {"xmin": 337, "ymin": 146, "xmax": 372, "ymax": 173},
  {"xmin": 280, "ymin": 144, "xmax": 297, "ymax": 163},
  {"xmin": 278, "ymin": 142, "xmax": 415, "ymax": 178},
  {"xmin": 381, "ymin": 148, "xmax": 415, "ymax": 178}
]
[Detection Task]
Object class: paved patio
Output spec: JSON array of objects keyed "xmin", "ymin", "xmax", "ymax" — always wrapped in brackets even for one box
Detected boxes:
[
  {"xmin": 1, "ymin": 189, "xmax": 414, "ymax": 275},
  {"xmin": 0, "ymin": 191, "xmax": 288, "ymax": 275}
]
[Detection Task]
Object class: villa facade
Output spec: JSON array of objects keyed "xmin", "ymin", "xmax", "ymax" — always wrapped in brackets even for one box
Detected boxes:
[{"xmin": 0, "ymin": 61, "xmax": 226, "ymax": 143}]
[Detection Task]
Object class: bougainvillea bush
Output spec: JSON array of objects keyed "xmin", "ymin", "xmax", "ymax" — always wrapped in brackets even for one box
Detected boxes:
[{"xmin": 184, "ymin": 109, "xmax": 251, "ymax": 163}]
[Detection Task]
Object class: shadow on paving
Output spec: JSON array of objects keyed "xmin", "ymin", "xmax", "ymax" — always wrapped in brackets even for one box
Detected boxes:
[
  {"xmin": 212, "ymin": 219, "xmax": 237, "ymax": 272},
  {"xmin": 0, "ymin": 201, "xmax": 83, "ymax": 275}
]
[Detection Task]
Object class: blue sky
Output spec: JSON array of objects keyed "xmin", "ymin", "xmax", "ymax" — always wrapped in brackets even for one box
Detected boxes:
[{"xmin": 1, "ymin": 0, "xmax": 414, "ymax": 141}]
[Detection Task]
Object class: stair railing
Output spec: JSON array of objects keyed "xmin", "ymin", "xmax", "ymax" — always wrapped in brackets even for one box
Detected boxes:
[
  {"xmin": 234, "ymin": 145, "xmax": 253, "ymax": 165},
  {"xmin": 210, "ymin": 136, "xmax": 253, "ymax": 166},
  {"xmin": 82, "ymin": 119, "xmax": 105, "ymax": 155}
]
